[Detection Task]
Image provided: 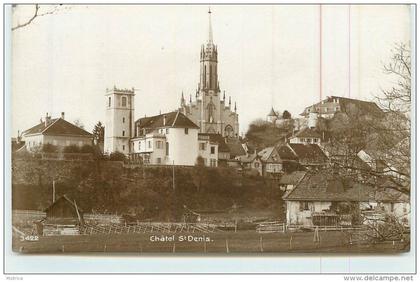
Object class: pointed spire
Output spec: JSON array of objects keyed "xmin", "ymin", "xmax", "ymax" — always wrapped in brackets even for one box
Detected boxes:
[
  {"xmin": 208, "ymin": 7, "xmax": 213, "ymax": 44},
  {"xmin": 229, "ymin": 96, "xmax": 231, "ymax": 107},
  {"xmin": 189, "ymin": 94, "xmax": 192, "ymax": 103},
  {"xmin": 223, "ymin": 91, "xmax": 226, "ymax": 101},
  {"xmin": 234, "ymin": 102, "xmax": 237, "ymax": 112}
]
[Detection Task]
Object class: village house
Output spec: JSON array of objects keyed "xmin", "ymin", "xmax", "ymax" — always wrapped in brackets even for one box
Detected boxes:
[
  {"xmin": 282, "ymin": 170, "xmax": 410, "ymax": 228},
  {"xmin": 22, "ymin": 112, "xmax": 93, "ymax": 152},
  {"xmin": 289, "ymin": 127, "xmax": 324, "ymax": 146},
  {"xmin": 130, "ymin": 111, "xmax": 200, "ymax": 166},
  {"xmin": 198, "ymin": 133, "xmax": 219, "ymax": 167},
  {"xmin": 249, "ymin": 145, "xmax": 298, "ymax": 177}
]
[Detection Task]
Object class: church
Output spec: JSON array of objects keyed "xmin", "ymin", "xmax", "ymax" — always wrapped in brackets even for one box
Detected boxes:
[
  {"xmin": 178, "ymin": 9, "xmax": 239, "ymax": 138},
  {"xmin": 104, "ymin": 9, "xmax": 240, "ymax": 164}
]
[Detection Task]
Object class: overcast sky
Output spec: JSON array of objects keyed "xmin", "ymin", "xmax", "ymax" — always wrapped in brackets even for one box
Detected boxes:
[{"xmin": 11, "ymin": 4, "xmax": 411, "ymax": 136}]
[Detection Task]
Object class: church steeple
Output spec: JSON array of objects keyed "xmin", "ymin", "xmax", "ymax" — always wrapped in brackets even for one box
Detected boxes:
[
  {"xmin": 199, "ymin": 8, "xmax": 218, "ymax": 92},
  {"xmin": 208, "ymin": 7, "xmax": 213, "ymax": 44}
]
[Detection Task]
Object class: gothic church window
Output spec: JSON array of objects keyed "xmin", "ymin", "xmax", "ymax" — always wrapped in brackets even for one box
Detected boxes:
[
  {"xmin": 207, "ymin": 101, "xmax": 216, "ymax": 123},
  {"xmin": 122, "ymin": 96, "xmax": 127, "ymax": 107},
  {"xmin": 108, "ymin": 97, "xmax": 111, "ymax": 107}
]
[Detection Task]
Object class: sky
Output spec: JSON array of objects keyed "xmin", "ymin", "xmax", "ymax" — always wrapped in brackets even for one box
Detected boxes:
[{"xmin": 11, "ymin": 4, "xmax": 412, "ymax": 136}]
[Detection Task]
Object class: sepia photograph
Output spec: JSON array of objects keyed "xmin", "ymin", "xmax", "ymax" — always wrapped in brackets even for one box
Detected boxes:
[{"xmin": 7, "ymin": 3, "xmax": 413, "ymax": 261}]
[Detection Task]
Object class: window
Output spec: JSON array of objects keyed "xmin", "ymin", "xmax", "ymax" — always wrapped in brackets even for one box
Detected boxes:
[
  {"xmin": 122, "ymin": 145, "xmax": 125, "ymax": 151},
  {"xmin": 254, "ymin": 162, "xmax": 260, "ymax": 168},
  {"xmin": 157, "ymin": 158, "xmax": 162, "ymax": 164},
  {"xmin": 300, "ymin": 201, "xmax": 310, "ymax": 211},
  {"xmin": 166, "ymin": 142, "xmax": 169, "ymax": 156},
  {"xmin": 313, "ymin": 138, "xmax": 318, "ymax": 143},
  {"xmin": 300, "ymin": 138, "xmax": 305, "ymax": 142},
  {"xmin": 108, "ymin": 97, "xmax": 111, "ymax": 107},
  {"xmin": 138, "ymin": 142, "xmax": 141, "ymax": 150},
  {"xmin": 148, "ymin": 141, "xmax": 152, "ymax": 149},
  {"xmin": 166, "ymin": 128, "xmax": 169, "ymax": 134},
  {"xmin": 122, "ymin": 96, "xmax": 127, "ymax": 107},
  {"xmin": 185, "ymin": 128, "xmax": 189, "ymax": 134},
  {"xmin": 210, "ymin": 159, "xmax": 217, "ymax": 167},
  {"xmin": 123, "ymin": 117, "xmax": 125, "ymax": 123},
  {"xmin": 210, "ymin": 146, "xmax": 215, "ymax": 154},
  {"xmin": 199, "ymin": 143, "xmax": 206, "ymax": 151},
  {"xmin": 156, "ymin": 141, "xmax": 163, "ymax": 149},
  {"xmin": 122, "ymin": 130, "xmax": 125, "ymax": 137}
]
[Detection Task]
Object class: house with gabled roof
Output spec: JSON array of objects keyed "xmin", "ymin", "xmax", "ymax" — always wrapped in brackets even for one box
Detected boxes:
[
  {"xmin": 282, "ymin": 170, "xmax": 410, "ymax": 228},
  {"xmin": 250, "ymin": 145, "xmax": 298, "ymax": 177},
  {"xmin": 22, "ymin": 112, "xmax": 93, "ymax": 152},
  {"xmin": 131, "ymin": 111, "xmax": 200, "ymax": 166}
]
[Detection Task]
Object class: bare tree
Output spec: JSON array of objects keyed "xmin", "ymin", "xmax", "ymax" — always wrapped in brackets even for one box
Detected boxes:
[
  {"xmin": 12, "ymin": 4, "xmax": 71, "ymax": 31},
  {"xmin": 322, "ymin": 43, "xmax": 411, "ymax": 196}
]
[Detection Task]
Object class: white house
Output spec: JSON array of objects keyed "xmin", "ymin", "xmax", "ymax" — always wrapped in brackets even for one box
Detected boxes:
[
  {"xmin": 198, "ymin": 133, "xmax": 219, "ymax": 167},
  {"xmin": 22, "ymin": 112, "xmax": 93, "ymax": 152},
  {"xmin": 130, "ymin": 111, "xmax": 200, "ymax": 166}
]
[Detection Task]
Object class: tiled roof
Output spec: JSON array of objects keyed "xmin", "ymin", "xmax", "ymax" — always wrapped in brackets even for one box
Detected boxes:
[
  {"xmin": 257, "ymin": 147, "xmax": 275, "ymax": 161},
  {"xmin": 279, "ymin": 171, "xmax": 307, "ymax": 185},
  {"xmin": 283, "ymin": 171, "xmax": 374, "ymax": 201},
  {"xmin": 227, "ymin": 143, "xmax": 246, "ymax": 157},
  {"xmin": 276, "ymin": 144, "xmax": 298, "ymax": 160},
  {"xmin": 288, "ymin": 144, "xmax": 328, "ymax": 163},
  {"xmin": 23, "ymin": 118, "xmax": 93, "ymax": 137},
  {"xmin": 135, "ymin": 111, "xmax": 199, "ymax": 130}
]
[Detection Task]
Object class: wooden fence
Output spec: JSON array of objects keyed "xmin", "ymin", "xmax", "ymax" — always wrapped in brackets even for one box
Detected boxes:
[{"xmin": 80, "ymin": 222, "xmax": 218, "ymax": 235}]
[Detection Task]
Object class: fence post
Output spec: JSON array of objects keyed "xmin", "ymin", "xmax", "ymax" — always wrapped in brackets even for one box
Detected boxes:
[
  {"xmin": 104, "ymin": 244, "xmax": 107, "ymax": 252},
  {"xmin": 235, "ymin": 220, "xmax": 237, "ymax": 233},
  {"xmin": 204, "ymin": 240, "xmax": 207, "ymax": 253},
  {"xmin": 225, "ymin": 239, "xmax": 230, "ymax": 253},
  {"xmin": 172, "ymin": 243, "xmax": 176, "ymax": 253},
  {"xmin": 289, "ymin": 235, "xmax": 293, "ymax": 250},
  {"xmin": 62, "ymin": 245, "xmax": 65, "ymax": 253},
  {"xmin": 259, "ymin": 236, "xmax": 264, "ymax": 252}
]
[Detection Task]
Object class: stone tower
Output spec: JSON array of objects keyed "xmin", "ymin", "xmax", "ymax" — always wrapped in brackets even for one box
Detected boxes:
[{"xmin": 104, "ymin": 87, "xmax": 135, "ymax": 155}]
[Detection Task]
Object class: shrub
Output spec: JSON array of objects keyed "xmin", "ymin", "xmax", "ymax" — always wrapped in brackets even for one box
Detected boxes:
[
  {"xmin": 80, "ymin": 144, "xmax": 94, "ymax": 153},
  {"xmin": 63, "ymin": 144, "xmax": 80, "ymax": 153},
  {"xmin": 42, "ymin": 143, "xmax": 58, "ymax": 153},
  {"xmin": 109, "ymin": 151, "xmax": 126, "ymax": 161}
]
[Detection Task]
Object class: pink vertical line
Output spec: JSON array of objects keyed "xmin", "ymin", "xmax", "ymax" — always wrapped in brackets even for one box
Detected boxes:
[
  {"xmin": 348, "ymin": 5, "xmax": 351, "ymax": 98},
  {"xmin": 319, "ymin": 5, "xmax": 323, "ymax": 102}
]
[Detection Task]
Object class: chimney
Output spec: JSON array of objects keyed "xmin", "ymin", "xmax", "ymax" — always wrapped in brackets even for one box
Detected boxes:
[
  {"xmin": 61, "ymin": 112, "xmax": 65, "ymax": 119},
  {"xmin": 163, "ymin": 115, "xmax": 166, "ymax": 126},
  {"xmin": 44, "ymin": 113, "xmax": 49, "ymax": 127}
]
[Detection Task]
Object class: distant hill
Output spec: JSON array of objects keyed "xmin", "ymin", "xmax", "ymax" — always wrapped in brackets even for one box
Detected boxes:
[{"xmin": 244, "ymin": 119, "xmax": 294, "ymax": 151}]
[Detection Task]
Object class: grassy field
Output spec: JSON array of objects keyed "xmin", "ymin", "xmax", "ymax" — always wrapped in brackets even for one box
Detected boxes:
[{"xmin": 13, "ymin": 230, "xmax": 409, "ymax": 254}]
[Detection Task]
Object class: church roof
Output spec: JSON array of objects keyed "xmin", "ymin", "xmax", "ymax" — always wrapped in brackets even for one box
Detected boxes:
[
  {"xmin": 23, "ymin": 118, "xmax": 93, "ymax": 137},
  {"xmin": 135, "ymin": 111, "xmax": 199, "ymax": 130}
]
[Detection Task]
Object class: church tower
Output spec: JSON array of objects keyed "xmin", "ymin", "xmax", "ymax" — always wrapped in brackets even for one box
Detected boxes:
[
  {"xmin": 179, "ymin": 8, "xmax": 239, "ymax": 138},
  {"xmin": 104, "ymin": 87, "xmax": 135, "ymax": 155},
  {"xmin": 199, "ymin": 9, "xmax": 219, "ymax": 94}
]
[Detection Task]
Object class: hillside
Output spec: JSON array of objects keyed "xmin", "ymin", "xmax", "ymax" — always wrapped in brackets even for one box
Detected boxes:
[{"xmin": 12, "ymin": 158, "xmax": 283, "ymax": 221}]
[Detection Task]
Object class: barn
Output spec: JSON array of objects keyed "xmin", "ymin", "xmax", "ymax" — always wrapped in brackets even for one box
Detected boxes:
[{"xmin": 39, "ymin": 195, "xmax": 84, "ymax": 236}]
